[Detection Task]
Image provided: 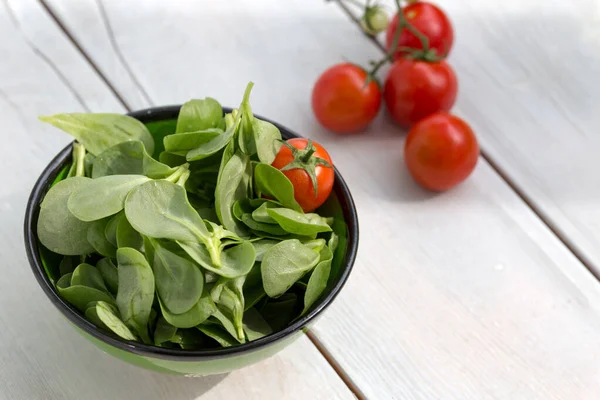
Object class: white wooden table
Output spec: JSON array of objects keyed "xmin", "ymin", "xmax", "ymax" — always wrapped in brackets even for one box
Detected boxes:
[{"xmin": 2, "ymin": 0, "xmax": 600, "ymax": 399}]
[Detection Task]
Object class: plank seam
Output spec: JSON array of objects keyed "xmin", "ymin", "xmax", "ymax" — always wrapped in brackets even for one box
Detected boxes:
[
  {"xmin": 39, "ymin": 0, "xmax": 132, "ymax": 111},
  {"xmin": 306, "ymin": 331, "xmax": 366, "ymax": 400},
  {"xmin": 94, "ymin": 0, "xmax": 154, "ymax": 107}
]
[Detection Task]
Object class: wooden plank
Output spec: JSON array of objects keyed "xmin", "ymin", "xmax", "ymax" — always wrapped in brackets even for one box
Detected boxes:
[
  {"xmin": 41, "ymin": 0, "xmax": 600, "ymax": 398},
  {"xmin": 0, "ymin": 2, "xmax": 356, "ymax": 399},
  {"xmin": 339, "ymin": 0, "xmax": 600, "ymax": 274}
]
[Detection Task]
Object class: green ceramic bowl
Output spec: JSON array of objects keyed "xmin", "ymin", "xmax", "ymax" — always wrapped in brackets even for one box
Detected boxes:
[{"xmin": 24, "ymin": 106, "xmax": 359, "ymax": 376}]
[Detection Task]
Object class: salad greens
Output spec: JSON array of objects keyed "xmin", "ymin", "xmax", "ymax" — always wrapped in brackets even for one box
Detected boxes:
[{"xmin": 36, "ymin": 82, "xmax": 345, "ymax": 350}]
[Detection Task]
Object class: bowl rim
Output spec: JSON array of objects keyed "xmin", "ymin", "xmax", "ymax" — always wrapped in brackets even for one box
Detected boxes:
[{"xmin": 24, "ymin": 105, "xmax": 359, "ymax": 361}]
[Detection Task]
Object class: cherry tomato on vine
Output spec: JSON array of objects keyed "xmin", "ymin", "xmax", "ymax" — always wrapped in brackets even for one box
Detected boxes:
[
  {"xmin": 386, "ymin": 2, "xmax": 453, "ymax": 60},
  {"xmin": 272, "ymin": 138, "xmax": 335, "ymax": 212},
  {"xmin": 383, "ymin": 58, "xmax": 457, "ymax": 127},
  {"xmin": 311, "ymin": 63, "xmax": 381, "ymax": 134},
  {"xmin": 404, "ymin": 113, "xmax": 478, "ymax": 191}
]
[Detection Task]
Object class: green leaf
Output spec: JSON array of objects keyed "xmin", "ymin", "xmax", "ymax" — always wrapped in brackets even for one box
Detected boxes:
[
  {"xmin": 253, "ymin": 163, "xmax": 302, "ymax": 212},
  {"xmin": 84, "ymin": 302, "xmax": 110, "ymax": 331},
  {"xmin": 211, "ymin": 276, "xmax": 246, "ymax": 341},
  {"xmin": 124, "ymin": 180, "xmax": 209, "ymax": 242},
  {"xmin": 251, "ymin": 201, "xmax": 281, "ymax": 224},
  {"xmin": 87, "ymin": 218, "xmax": 117, "ymax": 258},
  {"xmin": 164, "ymin": 129, "xmax": 222, "ymax": 155},
  {"xmin": 186, "ymin": 121, "xmax": 238, "ymax": 162},
  {"xmin": 237, "ymin": 85, "xmax": 258, "ymax": 156},
  {"xmin": 116, "ymin": 214, "xmax": 143, "ymax": 251},
  {"xmin": 302, "ymin": 239, "xmax": 327, "ymax": 253},
  {"xmin": 302, "ymin": 246, "xmax": 333, "ymax": 315},
  {"xmin": 68, "ymin": 175, "xmax": 151, "ymax": 222},
  {"xmin": 243, "ymin": 262, "xmax": 266, "ymax": 310},
  {"xmin": 124, "ymin": 180, "xmax": 223, "ymax": 266},
  {"xmin": 171, "ymin": 329, "xmax": 207, "ymax": 349},
  {"xmin": 56, "ymin": 272, "xmax": 72, "ymax": 289},
  {"xmin": 39, "ymin": 113, "xmax": 154, "ymax": 156},
  {"xmin": 328, "ymin": 231, "xmax": 339, "ymax": 254},
  {"xmin": 232, "ymin": 199, "xmax": 251, "ymax": 221},
  {"xmin": 261, "ymin": 239, "xmax": 320, "ymax": 298},
  {"xmin": 152, "ymin": 240, "xmax": 204, "ymax": 315},
  {"xmin": 153, "ymin": 315, "xmax": 178, "ymax": 346},
  {"xmin": 71, "ymin": 263, "xmax": 109, "ymax": 293},
  {"xmin": 144, "ymin": 119, "xmax": 177, "ymax": 157},
  {"xmin": 67, "ymin": 142, "xmax": 86, "ymax": 178},
  {"xmin": 240, "ymin": 213, "xmax": 288, "ymax": 236},
  {"xmin": 252, "ymin": 119, "xmax": 282, "ymax": 164},
  {"xmin": 210, "ymin": 309, "xmax": 246, "ymax": 344},
  {"xmin": 327, "ymin": 218, "xmax": 348, "ymax": 294},
  {"xmin": 37, "ymin": 177, "xmax": 95, "ymax": 256},
  {"xmin": 159, "ymin": 151, "xmax": 187, "ymax": 167},
  {"xmin": 95, "ymin": 301, "xmax": 138, "ymax": 341},
  {"xmin": 197, "ymin": 324, "xmax": 237, "ymax": 347},
  {"xmin": 159, "ymin": 292, "xmax": 216, "ymax": 329},
  {"xmin": 92, "ymin": 140, "xmax": 175, "ymax": 179},
  {"xmin": 116, "ymin": 248, "xmax": 155, "ymax": 344},
  {"xmin": 178, "ymin": 240, "xmax": 255, "ymax": 278},
  {"xmin": 104, "ymin": 212, "xmax": 122, "ymax": 247},
  {"xmin": 84, "ymin": 153, "xmax": 95, "ymax": 178},
  {"xmin": 215, "ymin": 149, "xmax": 251, "ymax": 237},
  {"xmin": 243, "ymin": 307, "xmax": 273, "ymax": 341},
  {"xmin": 57, "ymin": 281, "xmax": 115, "ymax": 313},
  {"xmin": 176, "ymin": 98, "xmax": 223, "ymax": 133},
  {"xmin": 266, "ymin": 208, "xmax": 332, "ymax": 237},
  {"xmin": 251, "ymin": 239, "xmax": 279, "ymax": 262},
  {"xmin": 59, "ymin": 256, "xmax": 78, "ymax": 276},
  {"xmin": 259, "ymin": 293, "xmax": 299, "ymax": 332},
  {"xmin": 96, "ymin": 257, "xmax": 119, "ymax": 295},
  {"xmin": 142, "ymin": 235, "xmax": 155, "ymax": 265}
]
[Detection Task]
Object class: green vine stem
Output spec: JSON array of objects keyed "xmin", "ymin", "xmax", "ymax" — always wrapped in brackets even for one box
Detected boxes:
[{"xmin": 367, "ymin": 0, "xmax": 445, "ymax": 81}]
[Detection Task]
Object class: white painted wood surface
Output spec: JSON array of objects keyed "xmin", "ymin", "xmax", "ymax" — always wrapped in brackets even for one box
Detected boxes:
[
  {"xmin": 41, "ymin": 0, "xmax": 600, "ymax": 398},
  {"xmin": 342, "ymin": 0, "xmax": 600, "ymax": 276},
  {"xmin": 0, "ymin": 1, "xmax": 356, "ymax": 399}
]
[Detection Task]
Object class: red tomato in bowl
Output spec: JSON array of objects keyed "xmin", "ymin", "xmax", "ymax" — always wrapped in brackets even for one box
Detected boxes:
[
  {"xmin": 386, "ymin": 2, "xmax": 454, "ymax": 60},
  {"xmin": 311, "ymin": 63, "xmax": 381, "ymax": 134},
  {"xmin": 272, "ymin": 138, "xmax": 334, "ymax": 212},
  {"xmin": 404, "ymin": 113, "xmax": 478, "ymax": 191},
  {"xmin": 383, "ymin": 58, "xmax": 457, "ymax": 127}
]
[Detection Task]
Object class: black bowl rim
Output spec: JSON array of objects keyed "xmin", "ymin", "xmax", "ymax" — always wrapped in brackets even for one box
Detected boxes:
[{"xmin": 24, "ymin": 105, "xmax": 359, "ymax": 361}]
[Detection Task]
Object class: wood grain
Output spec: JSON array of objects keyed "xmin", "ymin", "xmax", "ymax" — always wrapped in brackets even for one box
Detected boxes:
[
  {"xmin": 0, "ymin": 1, "xmax": 356, "ymax": 399},
  {"xmin": 38, "ymin": 0, "xmax": 600, "ymax": 398}
]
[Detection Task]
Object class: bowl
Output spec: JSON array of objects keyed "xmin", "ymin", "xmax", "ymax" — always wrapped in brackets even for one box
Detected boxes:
[{"xmin": 24, "ymin": 106, "xmax": 359, "ymax": 376}]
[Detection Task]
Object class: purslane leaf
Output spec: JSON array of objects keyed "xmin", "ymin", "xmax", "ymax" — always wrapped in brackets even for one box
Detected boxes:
[{"xmin": 39, "ymin": 113, "xmax": 154, "ymax": 156}]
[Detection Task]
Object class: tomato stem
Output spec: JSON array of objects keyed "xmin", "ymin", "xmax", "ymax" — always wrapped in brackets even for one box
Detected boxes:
[
  {"xmin": 338, "ymin": 0, "xmax": 368, "ymax": 10},
  {"xmin": 278, "ymin": 140, "xmax": 332, "ymax": 197},
  {"xmin": 367, "ymin": 0, "xmax": 444, "ymax": 81}
]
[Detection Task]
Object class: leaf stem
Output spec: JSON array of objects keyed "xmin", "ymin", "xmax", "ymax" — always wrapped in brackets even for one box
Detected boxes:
[
  {"xmin": 73, "ymin": 142, "xmax": 86, "ymax": 177},
  {"xmin": 164, "ymin": 164, "xmax": 188, "ymax": 183},
  {"xmin": 176, "ymin": 169, "xmax": 190, "ymax": 187}
]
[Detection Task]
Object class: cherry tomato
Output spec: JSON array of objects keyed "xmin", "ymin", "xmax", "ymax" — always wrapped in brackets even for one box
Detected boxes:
[
  {"xmin": 404, "ymin": 113, "xmax": 478, "ymax": 191},
  {"xmin": 383, "ymin": 58, "xmax": 457, "ymax": 127},
  {"xmin": 272, "ymin": 138, "xmax": 334, "ymax": 212},
  {"xmin": 312, "ymin": 63, "xmax": 381, "ymax": 134},
  {"xmin": 386, "ymin": 2, "xmax": 454, "ymax": 60}
]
